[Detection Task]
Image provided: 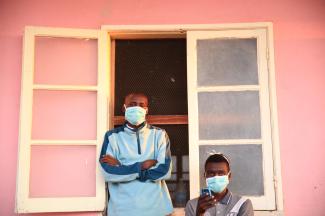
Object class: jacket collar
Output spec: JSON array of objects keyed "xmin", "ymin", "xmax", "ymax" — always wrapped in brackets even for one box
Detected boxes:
[
  {"xmin": 219, "ymin": 189, "xmax": 232, "ymax": 205},
  {"xmin": 124, "ymin": 121, "xmax": 147, "ymax": 133}
]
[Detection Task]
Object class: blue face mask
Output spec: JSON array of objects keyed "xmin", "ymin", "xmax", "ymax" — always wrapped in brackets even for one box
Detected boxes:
[
  {"xmin": 206, "ymin": 173, "xmax": 230, "ymax": 193},
  {"xmin": 124, "ymin": 105, "xmax": 147, "ymax": 126}
]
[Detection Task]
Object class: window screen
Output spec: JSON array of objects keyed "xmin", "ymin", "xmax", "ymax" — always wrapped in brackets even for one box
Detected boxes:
[
  {"xmin": 114, "ymin": 39, "xmax": 189, "ymax": 207},
  {"xmin": 114, "ymin": 39, "xmax": 187, "ymax": 115}
]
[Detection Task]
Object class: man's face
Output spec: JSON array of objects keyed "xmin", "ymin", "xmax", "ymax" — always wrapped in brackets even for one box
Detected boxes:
[
  {"xmin": 205, "ymin": 162, "xmax": 230, "ymax": 179},
  {"xmin": 124, "ymin": 94, "xmax": 148, "ymax": 111}
]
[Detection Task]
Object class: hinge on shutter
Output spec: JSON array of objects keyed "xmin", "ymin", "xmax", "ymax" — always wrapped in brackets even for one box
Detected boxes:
[
  {"xmin": 273, "ymin": 175, "xmax": 278, "ymax": 189},
  {"xmin": 266, "ymin": 47, "xmax": 270, "ymax": 60},
  {"xmin": 266, "ymin": 47, "xmax": 270, "ymax": 73}
]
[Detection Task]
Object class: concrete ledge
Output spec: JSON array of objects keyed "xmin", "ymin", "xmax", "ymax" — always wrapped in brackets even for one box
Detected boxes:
[{"xmin": 171, "ymin": 208, "xmax": 284, "ymax": 216}]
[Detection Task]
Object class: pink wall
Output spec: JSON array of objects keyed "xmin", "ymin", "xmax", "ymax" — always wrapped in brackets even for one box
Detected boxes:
[{"xmin": 1, "ymin": 0, "xmax": 325, "ymax": 215}]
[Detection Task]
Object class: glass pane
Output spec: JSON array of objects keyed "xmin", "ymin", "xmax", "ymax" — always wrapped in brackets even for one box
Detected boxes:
[
  {"xmin": 182, "ymin": 173, "xmax": 189, "ymax": 181},
  {"xmin": 182, "ymin": 156, "xmax": 189, "ymax": 180},
  {"xmin": 167, "ymin": 183, "xmax": 177, "ymax": 194},
  {"xmin": 198, "ymin": 91, "xmax": 261, "ymax": 139},
  {"xmin": 182, "ymin": 155, "xmax": 189, "ymax": 172},
  {"xmin": 29, "ymin": 145, "xmax": 96, "ymax": 197},
  {"xmin": 159, "ymin": 125, "xmax": 189, "ymax": 207},
  {"xmin": 34, "ymin": 37, "xmax": 97, "ymax": 85},
  {"xmin": 171, "ymin": 156, "xmax": 177, "ymax": 180},
  {"xmin": 32, "ymin": 90, "xmax": 97, "ymax": 140},
  {"xmin": 199, "ymin": 144, "xmax": 264, "ymax": 196},
  {"xmin": 197, "ymin": 38, "xmax": 258, "ymax": 86}
]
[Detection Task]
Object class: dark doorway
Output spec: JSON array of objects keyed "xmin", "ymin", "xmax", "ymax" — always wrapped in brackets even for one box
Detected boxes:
[{"xmin": 114, "ymin": 39, "xmax": 189, "ymax": 207}]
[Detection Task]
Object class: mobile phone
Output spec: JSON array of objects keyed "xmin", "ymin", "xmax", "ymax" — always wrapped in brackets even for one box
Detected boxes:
[{"xmin": 200, "ymin": 188, "xmax": 212, "ymax": 197}]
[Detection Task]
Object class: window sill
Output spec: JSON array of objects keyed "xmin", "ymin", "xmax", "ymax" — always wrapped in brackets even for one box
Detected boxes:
[{"xmin": 171, "ymin": 208, "xmax": 284, "ymax": 216}]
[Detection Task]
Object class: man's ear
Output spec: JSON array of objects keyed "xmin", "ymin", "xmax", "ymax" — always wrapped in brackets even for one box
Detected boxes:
[
  {"xmin": 228, "ymin": 171, "xmax": 232, "ymax": 181},
  {"xmin": 145, "ymin": 107, "xmax": 149, "ymax": 114},
  {"xmin": 122, "ymin": 104, "xmax": 126, "ymax": 113}
]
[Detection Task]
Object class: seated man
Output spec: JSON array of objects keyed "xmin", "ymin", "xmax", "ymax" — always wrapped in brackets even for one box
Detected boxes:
[
  {"xmin": 99, "ymin": 93, "xmax": 173, "ymax": 216},
  {"xmin": 185, "ymin": 153, "xmax": 254, "ymax": 216}
]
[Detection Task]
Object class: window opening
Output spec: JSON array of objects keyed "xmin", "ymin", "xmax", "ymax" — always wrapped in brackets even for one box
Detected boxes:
[{"xmin": 113, "ymin": 38, "xmax": 189, "ymax": 207}]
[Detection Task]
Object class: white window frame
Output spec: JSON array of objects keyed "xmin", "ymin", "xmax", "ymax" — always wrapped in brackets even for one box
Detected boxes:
[
  {"xmin": 16, "ymin": 27, "xmax": 109, "ymax": 213},
  {"xmin": 187, "ymin": 29, "xmax": 274, "ymax": 210},
  {"xmin": 102, "ymin": 23, "xmax": 283, "ymax": 215}
]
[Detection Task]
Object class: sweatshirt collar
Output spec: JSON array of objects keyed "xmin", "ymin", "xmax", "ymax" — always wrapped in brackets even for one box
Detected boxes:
[
  {"xmin": 124, "ymin": 121, "xmax": 147, "ymax": 133},
  {"xmin": 219, "ymin": 189, "xmax": 232, "ymax": 205}
]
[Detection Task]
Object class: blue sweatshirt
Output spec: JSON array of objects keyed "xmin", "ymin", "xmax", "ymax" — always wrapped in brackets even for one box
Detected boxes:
[{"xmin": 99, "ymin": 122, "xmax": 173, "ymax": 216}]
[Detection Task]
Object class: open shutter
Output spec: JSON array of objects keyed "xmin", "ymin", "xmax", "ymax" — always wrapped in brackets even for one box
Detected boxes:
[
  {"xmin": 187, "ymin": 29, "xmax": 276, "ymax": 210},
  {"xmin": 16, "ymin": 27, "xmax": 109, "ymax": 213}
]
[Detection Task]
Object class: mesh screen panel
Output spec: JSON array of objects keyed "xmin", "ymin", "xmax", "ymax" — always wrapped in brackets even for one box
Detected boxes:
[
  {"xmin": 158, "ymin": 124, "xmax": 189, "ymax": 155},
  {"xmin": 114, "ymin": 39, "xmax": 189, "ymax": 207},
  {"xmin": 114, "ymin": 39, "xmax": 187, "ymax": 115}
]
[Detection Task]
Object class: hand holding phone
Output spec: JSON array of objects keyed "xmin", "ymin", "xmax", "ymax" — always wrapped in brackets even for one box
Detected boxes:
[
  {"xmin": 200, "ymin": 188, "xmax": 212, "ymax": 197},
  {"xmin": 197, "ymin": 188, "xmax": 216, "ymax": 215}
]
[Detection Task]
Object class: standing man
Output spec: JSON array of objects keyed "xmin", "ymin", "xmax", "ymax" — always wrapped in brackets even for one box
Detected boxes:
[
  {"xmin": 185, "ymin": 153, "xmax": 254, "ymax": 216},
  {"xmin": 99, "ymin": 93, "xmax": 173, "ymax": 216}
]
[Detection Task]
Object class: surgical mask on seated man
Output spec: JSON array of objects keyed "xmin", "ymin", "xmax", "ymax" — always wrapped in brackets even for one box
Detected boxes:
[{"xmin": 206, "ymin": 172, "xmax": 230, "ymax": 193}]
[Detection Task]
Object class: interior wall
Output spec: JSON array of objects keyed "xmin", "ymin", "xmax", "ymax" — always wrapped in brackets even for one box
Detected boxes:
[{"xmin": 1, "ymin": 0, "xmax": 325, "ymax": 215}]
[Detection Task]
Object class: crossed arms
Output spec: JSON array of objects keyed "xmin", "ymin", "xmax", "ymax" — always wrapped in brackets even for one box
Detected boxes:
[
  {"xmin": 99, "ymin": 130, "xmax": 172, "ymax": 183},
  {"xmin": 100, "ymin": 155, "xmax": 157, "ymax": 170}
]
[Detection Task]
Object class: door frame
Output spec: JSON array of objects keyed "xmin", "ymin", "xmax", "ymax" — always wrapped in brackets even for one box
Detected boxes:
[{"xmin": 101, "ymin": 22, "xmax": 283, "ymax": 213}]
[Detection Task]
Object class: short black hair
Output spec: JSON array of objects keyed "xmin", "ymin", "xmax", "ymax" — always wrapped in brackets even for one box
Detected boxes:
[
  {"xmin": 124, "ymin": 93, "xmax": 149, "ymax": 104},
  {"xmin": 204, "ymin": 153, "xmax": 230, "ymax": 171}
]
